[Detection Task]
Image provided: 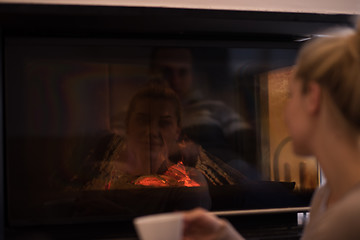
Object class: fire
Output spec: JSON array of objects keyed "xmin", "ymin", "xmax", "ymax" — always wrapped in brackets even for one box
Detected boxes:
[
  {"xmin": 134, "ymin": 161, "xmax": 201, "ymax": 187},
  {"xmin": 105, "ymin": 181, "xmax": 112, "ymax": 190}
]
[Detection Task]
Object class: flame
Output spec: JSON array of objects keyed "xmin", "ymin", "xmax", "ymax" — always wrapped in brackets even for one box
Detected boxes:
[
  {"xmin": 105, "ymin": 180, "xmax": 111, "ymax": 190},
  {"xmin": 134, "ymin": 161, "xmax": 201, "ymax": 187}
]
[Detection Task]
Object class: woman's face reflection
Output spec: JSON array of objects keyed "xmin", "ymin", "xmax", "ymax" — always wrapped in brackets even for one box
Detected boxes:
[{"xmin": 127, "ymin": 97, "xmax": 180, "ymax": 167}]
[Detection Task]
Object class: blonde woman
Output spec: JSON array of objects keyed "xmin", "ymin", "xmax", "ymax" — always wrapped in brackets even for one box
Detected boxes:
[{"xmin": 182, "ymin": 21, "xmax": 360, "ymax": 240}]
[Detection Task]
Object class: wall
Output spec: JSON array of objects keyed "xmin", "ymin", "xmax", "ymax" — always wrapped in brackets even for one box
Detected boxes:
[
  {"xmin": 0, "ymin": 0, "xmax": 359, "ymax": 14},
  {"xmin": 265, "ymin": 67, "xmax": 318, "ymax": 190}
]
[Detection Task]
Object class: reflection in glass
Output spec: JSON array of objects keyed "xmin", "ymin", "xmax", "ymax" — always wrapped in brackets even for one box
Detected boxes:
[{"xmin": 5, "ymin": 39, "xmax": 317, "ymax": 225}]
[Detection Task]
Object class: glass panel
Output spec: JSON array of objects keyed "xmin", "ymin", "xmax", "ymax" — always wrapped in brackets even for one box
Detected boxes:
[{"xmin": 5, "ymin": 38, "xmax": 316, "ymax": 225}]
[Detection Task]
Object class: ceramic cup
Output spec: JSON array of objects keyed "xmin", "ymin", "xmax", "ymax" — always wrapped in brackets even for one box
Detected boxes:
[{"xmin": 134, "ymin": 212, "xmax": 183, "ymax": 240}]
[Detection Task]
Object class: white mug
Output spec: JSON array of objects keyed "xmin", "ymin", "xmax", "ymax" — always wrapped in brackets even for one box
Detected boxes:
[{"xmin": 134, "ymin": 212, "xmax": 183, "ymax": 240}]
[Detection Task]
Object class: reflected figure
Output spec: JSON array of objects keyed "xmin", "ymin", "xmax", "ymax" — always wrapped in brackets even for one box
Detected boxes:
[
  {"xmin": 86, "ymin": 84, "xmax": 246, "ymax": 190},
  {"xmin": 79, "ymin": 84, "xmax": 213, "ymax": 215},
  {"xmin": 86, "ymin": 84, "xmax": 206, "ymax": 189},
  {"xmin": 149, "ymin": 47, "xmax": 258, "ymax": 177}
]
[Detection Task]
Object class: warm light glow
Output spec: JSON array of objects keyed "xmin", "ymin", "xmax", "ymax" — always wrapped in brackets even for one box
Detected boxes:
[{"xmin": 134, "ymin": 161, "xmax": 201, "ymax": 187}]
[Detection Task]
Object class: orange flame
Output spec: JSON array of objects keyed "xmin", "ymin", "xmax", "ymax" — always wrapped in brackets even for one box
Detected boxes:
[{"xmin": 134, "ymin": 161, "xmax": 200, "ymax": 187}]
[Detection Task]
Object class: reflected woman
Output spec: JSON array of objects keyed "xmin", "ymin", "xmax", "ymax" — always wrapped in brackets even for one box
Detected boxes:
[
  {"xmin": 86, "ymin": 84, "xmax": 208, "ymax": 189},
  {"xmin": 86, "ymin": 82, "xmax": 247, "ymax": 192}
]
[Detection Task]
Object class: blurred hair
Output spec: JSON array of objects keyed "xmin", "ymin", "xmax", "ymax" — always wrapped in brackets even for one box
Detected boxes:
[
  {"xmin": 125, "ymin": 82, "xmax": 183, "ymax": 130},
  {"xmin": 295, "ymin": 19, "xmax": 360, "ymax": 130}
]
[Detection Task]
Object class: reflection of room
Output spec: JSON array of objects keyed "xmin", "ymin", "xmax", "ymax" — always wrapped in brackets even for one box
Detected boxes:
[{"xmin": 0, "ymin": 2, "xmax": 357, "ymax": 240}]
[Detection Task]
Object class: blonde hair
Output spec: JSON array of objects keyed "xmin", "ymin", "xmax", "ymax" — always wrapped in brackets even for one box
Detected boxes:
[{"xmin": 295, "ymin": 20, "xmax": 360, "ymax": 130}]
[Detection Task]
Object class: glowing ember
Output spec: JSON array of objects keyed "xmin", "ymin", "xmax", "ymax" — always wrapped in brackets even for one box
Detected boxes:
[
  {"xmin": 134, "ymin": 161, "xmax": 201, "ymax": 187},
  {"xmin": 105, "ymin": 181, "xmax": 112, "ymax": 190}
]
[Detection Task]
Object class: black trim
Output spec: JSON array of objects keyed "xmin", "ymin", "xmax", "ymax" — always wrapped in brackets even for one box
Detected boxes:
[
  {"xmin": 0, "ymin": 3, "xmax": 355, "ymax": 40},
  {"xmin": 0, "ymin": 27, "xmax": 5, "ymax": 240}
]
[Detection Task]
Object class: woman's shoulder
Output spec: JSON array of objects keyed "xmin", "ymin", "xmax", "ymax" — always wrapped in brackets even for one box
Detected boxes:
[
  {"xmin": 309, "ymin": 183, "xmax": 360, "ymax": 220},
  {"xmin": 303, "ymin": 184, "xmax": 360, "ymax": 240},
  {"xmin": 320, "ymin": 185, "xmax": 360, "ymax": 239}
]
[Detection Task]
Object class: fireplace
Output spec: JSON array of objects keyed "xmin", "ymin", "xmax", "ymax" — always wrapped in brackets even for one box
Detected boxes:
[{"xmin": 0, "ymin": 3, "xmax": 355, "ymax": 239}]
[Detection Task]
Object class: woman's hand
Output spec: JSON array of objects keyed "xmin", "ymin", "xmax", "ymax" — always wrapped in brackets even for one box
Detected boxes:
[{"xmin": 183, "ymin": 208, "xmax": 244, "ymax": 240}]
